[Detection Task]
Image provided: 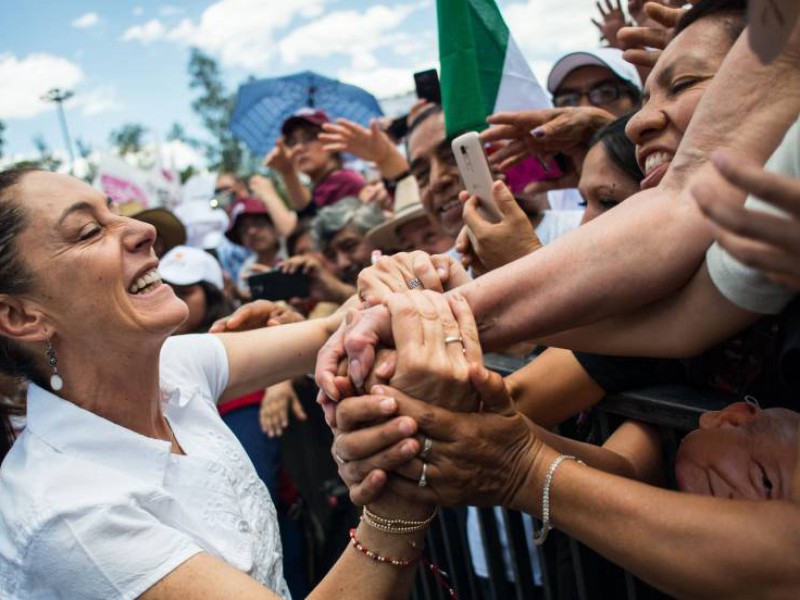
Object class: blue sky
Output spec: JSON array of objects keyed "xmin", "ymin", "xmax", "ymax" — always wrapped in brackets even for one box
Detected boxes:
[{"xmin": 0, "ymin": 0, "xmax": 597, "ymax": 168}]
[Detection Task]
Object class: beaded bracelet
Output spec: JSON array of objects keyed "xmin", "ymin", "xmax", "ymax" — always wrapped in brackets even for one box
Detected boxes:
[
  {"xmin": 362, "ymin": 506, "xmax": 438, "ymax": 535},
  {"xmin": 349, "ymin": 528, "xmax": 419, "ymax": 567},
  {"xmin": 532, "ymin": 454, "xmax": 584, "ymax": 546},
  {"xmin": 348, "ymin": 528, "xmax": 460, "ymax": 598}
]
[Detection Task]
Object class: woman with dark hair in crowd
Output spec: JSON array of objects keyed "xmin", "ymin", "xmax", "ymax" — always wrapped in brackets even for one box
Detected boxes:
[
  {"xmin": 578, "ymin": 114, "xmax": 643, "ymax": 223},
  {"xmin": 0, "ymin": 167, "xmax": 444, "ymax": 599},
  {"xmin": 265, "ymin": 109, "xmax": 366, "ymax": 219}
]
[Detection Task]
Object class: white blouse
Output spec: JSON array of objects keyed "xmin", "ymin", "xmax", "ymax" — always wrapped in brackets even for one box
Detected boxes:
[{"xmin": 0, "ymin": 334, "xmax": 289, "ymax": 599}]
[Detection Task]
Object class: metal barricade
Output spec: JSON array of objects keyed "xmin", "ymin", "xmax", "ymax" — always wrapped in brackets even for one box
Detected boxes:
[{"xmin": 412, "ymin": 354, "xmax": 731, "ymax": 600}]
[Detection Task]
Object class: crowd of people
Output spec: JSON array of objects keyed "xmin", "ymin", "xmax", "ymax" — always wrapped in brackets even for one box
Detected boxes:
[{"xmin": 2, "ymin": 0, "xmax": 800, "ymax": 597}]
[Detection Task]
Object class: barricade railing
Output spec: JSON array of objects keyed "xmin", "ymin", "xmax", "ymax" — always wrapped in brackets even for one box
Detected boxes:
[{"xmin": 413, "ymin": 353, "xmax": 731, "ymax": 600}]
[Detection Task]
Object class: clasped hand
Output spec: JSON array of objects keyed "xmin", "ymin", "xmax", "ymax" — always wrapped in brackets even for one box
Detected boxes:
[{"xmin": 320, "ymin": 290, "xmax": 542, "ymax": 512}]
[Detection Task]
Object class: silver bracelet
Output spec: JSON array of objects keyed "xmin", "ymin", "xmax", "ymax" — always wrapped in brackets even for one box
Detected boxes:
[{"xmin": 532, "ymin": 454, "xmax": 584, "ymax": 546}]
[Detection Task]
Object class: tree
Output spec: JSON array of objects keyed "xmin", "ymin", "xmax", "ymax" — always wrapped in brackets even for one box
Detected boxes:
[
  {"xmin": 166, "ymin": 122, "xmax": 202, "ymax": 149},
  {"xmin": 108, "ymin": 123, "xmax": 147, "ymax": 157},
  {"xmin": 0, "ymin": 119, "xmax": 5, "ymax": 159},
  {"xmin": 187, "ymin": 48, "xmax": 250, "ymax": 172},
  {"xmin": 32, "ymin": 134, "xmax": 62, "ymax": 171}
]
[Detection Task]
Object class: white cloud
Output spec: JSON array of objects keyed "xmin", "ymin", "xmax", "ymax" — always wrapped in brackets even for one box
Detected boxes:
[
  {"xmin": 71, "ymin": 12, "xmax": 99, "ymax": 29},
  {"xmin": 162, "ymin": 0, "xmax": 328, "ymax": 70},
  {"xmin": 503, "ymin": 0, "xmax": 599, "ymax": 69},
  {"xmin": 278, "ymin": 5, "xmax": 416, "ymax": 67},
  {"xmin": 159, "ymin": 5, "xmax": 184, "ymax": 17},
  {"xmin": 121, "ymin": 19, "xmax": 167, "ymax": 44},
  {"xmin": 161, "ymin": 139, "xmax": 205, "ymax": 170},
  {"xmin": 339, "ymin": 66, "xmax": 418, "ymax": 99},
  {"xmin": 75, "ymin": 86, "xmax": 124, "ymax": 116},
  {"xmin": 0, "ymin": 53, "xmax": 84, "ymax": 119}
]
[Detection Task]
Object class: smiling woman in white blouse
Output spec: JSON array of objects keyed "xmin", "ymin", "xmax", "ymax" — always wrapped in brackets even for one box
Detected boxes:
[{"xmin": 0, "ymin": 168, "xmax": 439, "ymax": 599}]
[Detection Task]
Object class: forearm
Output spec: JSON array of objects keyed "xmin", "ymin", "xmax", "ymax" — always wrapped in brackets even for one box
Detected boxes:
[
  {"xmin": 374, "ymin": 147, "xmax": 409, "ymax": 181},
  {"xmin": 539, "ymin": 263, "xmax": 760, "ymax": 357},
  {"xmin": 458, "ymin": 189, "xmax": 709, "ymax": 349},
  {"xmin": 219, "ymin": 312, "xmax": 342, "ymax": 401},
  {"xmin": 310, "ymin": 519, "xmax": 423, "ymax": 600},
  {"xmin": 507, "ymin": 348, "xmax": 605, "ymax": 428},
  {"xmin": 253, "ymin": 188, "xmax": 297, "ymax": 237},
  {"xmin": 279, "ymin": 169, "xmax": 312, "ymax": 211},
  {"xmin": 456, "ymin": 32, "xmax": 800, "ymax": 351},
  {"xmin": 515, "ymin": 447, "xmax": 800, "ymax": 598}
]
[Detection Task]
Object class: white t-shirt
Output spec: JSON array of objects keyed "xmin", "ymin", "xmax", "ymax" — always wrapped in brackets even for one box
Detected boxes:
[
  {"xmin": 0, "ymin": 335, "xmax": 289, "ymax": 599},
  {"xmin": 547, "ymin": 188, "xmax": 585, "ymax": 211},
  {"xmin": 706, "ymin": 118, "xmax": 800, "ymax": 314},
  {"xmin": 535, "ymin": 209, "xmax": 584, "ymax": 245}
]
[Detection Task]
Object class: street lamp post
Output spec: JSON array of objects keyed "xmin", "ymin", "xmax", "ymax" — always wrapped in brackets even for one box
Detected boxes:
[{"xmin": 41, "ymin": 88, "xmax": 76, "ymax": 166}]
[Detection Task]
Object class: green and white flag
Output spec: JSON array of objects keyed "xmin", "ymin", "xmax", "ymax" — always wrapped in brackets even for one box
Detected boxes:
[{"xmin": 437, "ymin": 0, "xmax": 550, "ymax": 139}]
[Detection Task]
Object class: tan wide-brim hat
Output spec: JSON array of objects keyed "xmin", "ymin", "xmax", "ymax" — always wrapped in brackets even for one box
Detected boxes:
[
  {"xmin": 367, "ymin": 176, "xmax": 428, "ymax": 251},
  {"xmin": 132, "ymin": 207, "xmax": 187, "ymax": 254}
]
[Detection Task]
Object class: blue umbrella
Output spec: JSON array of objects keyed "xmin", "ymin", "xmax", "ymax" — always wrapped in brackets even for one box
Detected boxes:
[{"xmin": 229, "ymin": 70, "xmax": 384, "ymax": 156}]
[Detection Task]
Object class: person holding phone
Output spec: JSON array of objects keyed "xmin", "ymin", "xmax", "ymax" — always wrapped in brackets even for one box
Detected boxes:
[{"xmin": 225, "ymin": 197, "xmax": 282, "ymax": 300}]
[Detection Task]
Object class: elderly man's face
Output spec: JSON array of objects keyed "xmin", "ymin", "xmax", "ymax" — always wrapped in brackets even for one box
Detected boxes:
[
  {"xmin": 676, "ymin": 403, "xmax": 799, "ymax": 501},
  {"xmin": 408, "ymin": 112, "xmax": 465, "ymax": 237}
]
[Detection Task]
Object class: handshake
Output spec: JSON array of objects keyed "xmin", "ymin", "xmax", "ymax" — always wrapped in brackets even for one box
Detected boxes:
[{"xmin": 313, "ymin": 252, "xmax": 545, "ymax": 514}]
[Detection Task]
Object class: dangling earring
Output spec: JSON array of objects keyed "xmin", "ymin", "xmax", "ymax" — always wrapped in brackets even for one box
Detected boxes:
[{"xmin": 46, "ymin": 337, "xmax": 64, "ymax": 392}]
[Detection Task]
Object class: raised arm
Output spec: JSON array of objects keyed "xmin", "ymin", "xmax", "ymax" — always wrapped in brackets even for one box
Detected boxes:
[{"xmin": 460, "ymin": 25, "xmax": 800, "ymax": 351}]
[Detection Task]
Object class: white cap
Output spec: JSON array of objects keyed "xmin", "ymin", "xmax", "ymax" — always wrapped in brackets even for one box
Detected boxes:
[
  {"xmin": 547, "ymin": 47, "xmax": 642, "ymax": 94},
  {"xmin": 159, "ymin": 245, "xmax": 224, "ymax": 291},
  {"xmin": 174, "ymin": 201, "xmax": 230, "ymax": 249}
]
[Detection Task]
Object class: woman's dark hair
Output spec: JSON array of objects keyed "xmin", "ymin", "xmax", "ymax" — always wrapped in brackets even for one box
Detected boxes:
[
  {"xmin": 287, "ymin": 219, "xmax": 315, "ymax": 256},
  {"xmin": 0, "ymin": 167, "xmax": 44, "ymax": 461},
  {"xmin": 674, "ymin": 0, "xmax": 747, "ymax": 43},
  {"xmin": 587, "ymin": 114, "xmax": 643, "ymax": 184},
  {"xmin": 0, "ymin": 168, "xmax": 46, "ymax": 388},
  {"xmin": 197, "ymin": 281, "xmax": 234, "ymax": 334}
]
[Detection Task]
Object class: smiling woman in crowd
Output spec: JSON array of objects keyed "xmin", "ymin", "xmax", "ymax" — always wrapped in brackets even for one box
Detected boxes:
[{"xmin": 0, "ymin": 168, "xmax": 446, "ymax": 599}]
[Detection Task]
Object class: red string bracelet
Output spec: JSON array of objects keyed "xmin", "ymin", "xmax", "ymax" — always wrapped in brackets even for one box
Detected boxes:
[{"xmin": 348, "ymin": 529, "xmax": 459, "ymax": 599}]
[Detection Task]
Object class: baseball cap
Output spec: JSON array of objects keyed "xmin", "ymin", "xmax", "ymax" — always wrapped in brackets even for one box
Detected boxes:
[
  {"xmin": 159, "ymin": 245, "xmax": 224, "ymax": 291},
  {"xmin": 280, "ymin": 107, "xmax": 331, "ymax": 137},
  {"xmin": 225, "ymin": 197, "xmax": 274, "ymax": 245},
  {"xmin": 547, "ymin": 47, "xmax": 642, "ymax": 94}
]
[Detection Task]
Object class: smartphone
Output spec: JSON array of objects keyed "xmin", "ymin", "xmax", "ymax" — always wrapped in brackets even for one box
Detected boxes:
[
  {"xmin": 451, "ymin": 131, "xmax": 502, "ymax": 223},
  {"xmin": 248, "ymin": 270, "xmax": 310, "ymax": 302},
  {"xmin": 414, "ymin": 69, "xmax": 441, "ymax": 104},
  {"xmin": 386, "ymin": 114, "xmax": 409, "ymax": 142}
]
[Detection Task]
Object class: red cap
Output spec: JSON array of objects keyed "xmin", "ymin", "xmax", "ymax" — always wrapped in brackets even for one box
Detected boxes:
[
  {"xmin": 281, "ymin": 108, "xmax": 331, "ymax": 136},
  {"xmin": 225, "ymin": 197, "xmax": 273, "ymax": 245}
]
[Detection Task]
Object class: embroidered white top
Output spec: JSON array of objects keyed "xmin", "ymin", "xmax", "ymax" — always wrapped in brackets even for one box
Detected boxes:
[{"xmin": 0, "ymin": 334, "xmax": 289, "ymax": 599}]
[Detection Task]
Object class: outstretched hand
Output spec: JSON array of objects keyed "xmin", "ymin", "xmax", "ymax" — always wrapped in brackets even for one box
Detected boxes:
[
  {"xmin": 593, "ymin": 0, "xmax": 630, "ymax": 47},
  {"xmin": 694, "ymin": 150, "xmax": 800, "ymax": 291},
  {"xmin": 618, "ymin": 2, "xmax": 689, "ymax": 69},
  {"xmin": 482, "ymin": 107, "xmax": 614, "ymax": 171}
]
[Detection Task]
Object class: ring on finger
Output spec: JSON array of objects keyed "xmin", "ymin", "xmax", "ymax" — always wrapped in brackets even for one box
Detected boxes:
[
  {"xmin": 444, "ymin": 335, "xmax": 466, "ymax": 355},
  {"xmin": 407, "ymin": 277, "xmax": 423, "ymax": 290},
  {"xmin": 420, "ymin": 437, "xmax": 433, "ymax": 461},
  {"xmin": 418, "ymin": 461, "xmax": 429, "ymax": 488},
  {"xmin": 333, "ymin": 435, "xmax": 347, "ymax": 465}
]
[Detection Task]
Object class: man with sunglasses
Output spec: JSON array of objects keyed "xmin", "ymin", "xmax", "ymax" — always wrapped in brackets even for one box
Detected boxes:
[{"xmin": 547, "ymin": 47, "xmax": 642, "ymax": 115}]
